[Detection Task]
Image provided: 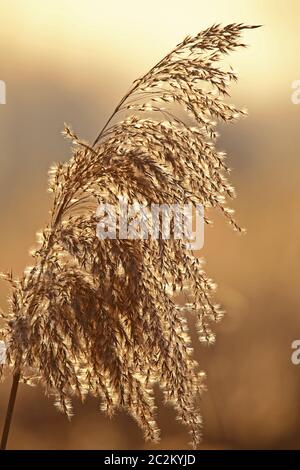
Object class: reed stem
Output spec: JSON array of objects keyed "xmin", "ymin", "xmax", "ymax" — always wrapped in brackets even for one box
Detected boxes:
[{"xmin": 1, "ymin": 372, "xmax": 20, "ymax": 450}]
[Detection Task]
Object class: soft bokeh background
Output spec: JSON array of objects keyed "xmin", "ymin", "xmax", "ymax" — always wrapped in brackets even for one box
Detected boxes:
[{"xmin": 1, "ymin": 0, "xmax": 300, "ymax": 449}]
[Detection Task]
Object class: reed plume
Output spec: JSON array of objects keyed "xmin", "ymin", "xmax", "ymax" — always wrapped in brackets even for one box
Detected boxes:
[{"xmin": 0, "ymin": 23, "xmax": 258, "ymax": 449}]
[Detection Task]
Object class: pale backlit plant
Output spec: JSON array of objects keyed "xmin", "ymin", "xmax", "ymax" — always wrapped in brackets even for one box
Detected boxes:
[{"xmin": 0, "ymin": 24, "xmax": 258, "ymax": 449}]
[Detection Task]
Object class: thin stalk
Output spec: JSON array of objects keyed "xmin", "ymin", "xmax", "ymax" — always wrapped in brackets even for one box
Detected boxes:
[
  {"xmin": 92, "ymin": 40, "xmax": 184, "ymax": 147},
  {"xmin": 1, "ymin": 372, "xmax": 20, "ymax": 450},
  {"xmin": 92, "ymin": 85, "xmax": 139, "ymax": 147}
]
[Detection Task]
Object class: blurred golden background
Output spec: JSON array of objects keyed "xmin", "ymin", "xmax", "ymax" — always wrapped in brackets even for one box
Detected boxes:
[{"xmin": 1, "ymin": 0, "xmax": 300, "ymax": 449}]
